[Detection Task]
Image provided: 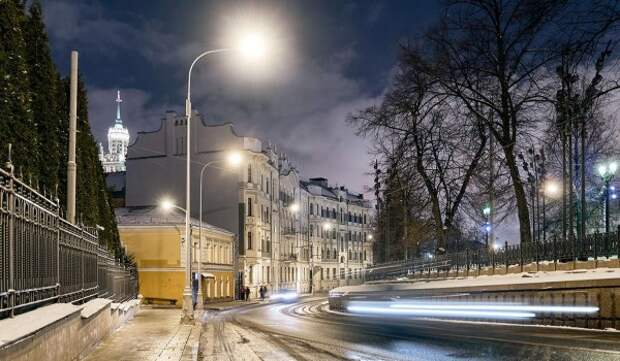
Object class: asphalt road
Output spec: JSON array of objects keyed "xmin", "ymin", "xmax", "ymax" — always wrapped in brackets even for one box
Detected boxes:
[{"xmin": 200, "ymin": 297, "xmax": 620, "ymax": 361}]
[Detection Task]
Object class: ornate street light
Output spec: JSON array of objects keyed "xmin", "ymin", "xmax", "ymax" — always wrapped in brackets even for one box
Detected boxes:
[{"xmin": 597, "ymin": 161, "xmax": 617, "ymax": 234}]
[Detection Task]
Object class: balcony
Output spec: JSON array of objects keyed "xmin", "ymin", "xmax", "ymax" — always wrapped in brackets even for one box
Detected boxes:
[{"xmin": 282, "ymin": 254, "xmax": 297, "ymax": 262}]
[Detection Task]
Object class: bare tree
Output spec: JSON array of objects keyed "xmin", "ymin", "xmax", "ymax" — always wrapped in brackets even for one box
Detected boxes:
[{"xmin": 351, "ymin": 45, "xmax": 488, "ymax": 253}]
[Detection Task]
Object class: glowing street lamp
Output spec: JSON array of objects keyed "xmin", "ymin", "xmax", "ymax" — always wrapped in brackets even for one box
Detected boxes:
[
  {"xmin": 289, "ymin": 202, "xmax": 300, "ymax": 213},
  {"xmin": 544, "ymin": 181, "xmax": 560, "ymax": 197},
  {"xmin": 160, "ymin": 198, "xmax": 186, "ymax": 213},
  {"xmin": 540, "ymin": 179, "xmax": 560, "ymax": 243},
  {"xmin": 180, "ymin": 26, "xmax": 273, "ymax": 322},
  {"xmin": 597, "ymin": 161, "xmax": 617, "ymax": 234},
  {"xmin": 482, "ymin": 205, "xmax": 492, "ymax": 247}
]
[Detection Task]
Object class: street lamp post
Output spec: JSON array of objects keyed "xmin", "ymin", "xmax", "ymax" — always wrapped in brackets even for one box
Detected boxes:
[
  {"xmin": 598, "ymin": 162, "xmax": 617, "ymax": 234},
  {"xmin": 181, "ymin": 48, "xmax": 229, "ymax": 322},
  {"xmin": 196, "ymin": 152, "xmax": 242, "ymax": 308},
  {"xmin": 179, "ymin": 29, "xmax": 270, "ymax": 321},
  {"xmin": 482, "ymin": 206, "xmax": 491, "ymax": 248}
]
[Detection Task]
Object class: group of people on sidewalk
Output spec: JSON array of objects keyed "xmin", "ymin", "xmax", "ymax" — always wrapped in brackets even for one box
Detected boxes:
[{"xmin": 239, "ymin": 285, "xmax": 269, "ymax": 301}]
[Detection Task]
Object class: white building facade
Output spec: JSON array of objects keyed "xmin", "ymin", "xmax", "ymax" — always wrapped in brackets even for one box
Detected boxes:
[
  {"xmin": 124, "ymin": 110, "xmax": 374, "ymax": 299},
  {"xmin": 99, "ymin": 90, "xmax": 130, "ymax": 173}
]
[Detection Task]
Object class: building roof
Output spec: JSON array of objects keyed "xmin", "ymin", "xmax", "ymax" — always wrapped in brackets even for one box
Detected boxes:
[
  {"xmin": 115, "ymin": 206, "xmax": 234, "ymax": 236},
  {"xmin": 301, "ymin": 178, "xmax": 370, "ymax": 207}
]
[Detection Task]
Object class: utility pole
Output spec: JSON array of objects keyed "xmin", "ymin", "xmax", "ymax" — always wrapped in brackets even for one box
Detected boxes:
[{"xmin": 66, "ymin": 51, "xmax": 78, "ymax": 224}]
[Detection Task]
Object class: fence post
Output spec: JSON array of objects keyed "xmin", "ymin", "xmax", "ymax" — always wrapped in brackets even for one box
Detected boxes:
[
  {"xmin": 594, "ymin": 231, "xmax": 598, "ymax": 267},
  {"xmin": 466, "ymin": 249, "xmax": 470, "ymax": 277},
  {"xmin": 491, "ymin": 247, "xmax": 495, "ymax": 275},
  {"xmin": 55, "ymin": 198, "xmax": 61, "ymax": 301},
  {"xmin": 553, "ymin": 235, "xmax": 557, "ymax": 271},
  {"xmin": 505, "ymin": 241, "xmax": 509, "ymax": 273},
  {"xmin": 617, "ymin": 225, "xmax": 620, "ymax": 261},
  {"xmin": 7, "ymin": 160, "xmax": 15, "ymax": 317},
  {"xmin": 607, "ymin": 229, "xmax": 612, "ymax": 259},
  {"xmin": 519, "ymin": 242, "xmax": 523, "ymax": 273},
  {"xmin": 534, "ymin": 241, "xmax": 540, "ymax": 272}
]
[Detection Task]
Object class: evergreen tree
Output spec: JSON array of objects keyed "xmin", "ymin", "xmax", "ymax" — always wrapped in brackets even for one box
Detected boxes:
[
  {"xmin": 0, "ymin": 0, "xmax": 37, "ymax": 177},
  {"xmin": 0, "ymin": 1, "xmax": 123, "ymax": 255},
  {"xmin": 24, "ymin": 0, "xmax": 61, "ymax": 193},
  {"xmin": 74, "ymin": 79, "xmax": 121, "ymax": 250}
]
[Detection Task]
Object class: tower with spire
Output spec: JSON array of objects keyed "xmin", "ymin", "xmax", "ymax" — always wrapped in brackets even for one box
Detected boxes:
[{"xmin": 99, "ymin": 90, "xmax": 130, "ymax": 173}]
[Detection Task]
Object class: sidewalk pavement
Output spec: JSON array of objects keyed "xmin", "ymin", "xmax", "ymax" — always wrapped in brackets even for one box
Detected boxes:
[{"xmin": 81, "ymin": 306, "xmax": 201, "ymax": 361}]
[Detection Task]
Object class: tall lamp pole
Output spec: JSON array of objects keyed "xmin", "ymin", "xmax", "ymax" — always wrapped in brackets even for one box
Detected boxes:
[
  {"xmin": 197, "ymin": 152, "xmax": 241, "ymax": 308},
  {"xmin": 182, "ymin": 48, "xmax": 229, "ymax": 322}
]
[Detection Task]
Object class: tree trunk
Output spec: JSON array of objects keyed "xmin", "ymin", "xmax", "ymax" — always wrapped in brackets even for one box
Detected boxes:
[{"xmin": 504, "ymin": 147, "xmax": 533, "ymax": 244}]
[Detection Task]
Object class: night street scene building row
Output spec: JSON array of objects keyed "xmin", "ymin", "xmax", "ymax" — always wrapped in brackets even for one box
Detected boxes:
[{"xmin": 123, "ymin": 110, "xmax": 374, "ymax": 299}]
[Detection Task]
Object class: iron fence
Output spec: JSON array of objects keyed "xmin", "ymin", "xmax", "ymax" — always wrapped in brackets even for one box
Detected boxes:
[
  {"xmin": 0, "ymin": 163, "xmax": 136, "ymax": 318},
  {"xmin": 366, "ymin": 231, "xmax": 620, "ymax": 281}
]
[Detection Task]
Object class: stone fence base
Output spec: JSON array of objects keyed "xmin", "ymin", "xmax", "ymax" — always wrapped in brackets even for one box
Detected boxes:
[{"xmin": 0, "ymin": 298, "xmax": 140, "ymax": 361}]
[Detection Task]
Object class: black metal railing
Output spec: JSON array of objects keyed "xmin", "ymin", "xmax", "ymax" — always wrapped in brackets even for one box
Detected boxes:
[
  {"xmin": 366, "ymin": 231, "xmax": 620, "ymax": 282},
  {"xmin": 0, "ymin": 163, "xmax": 137, "ymax": 318}
]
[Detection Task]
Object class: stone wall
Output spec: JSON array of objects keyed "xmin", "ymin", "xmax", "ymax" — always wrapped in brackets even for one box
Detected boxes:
[{"xmin": 0, "ymin": 298, "xmax": 140, "ymax": 361}]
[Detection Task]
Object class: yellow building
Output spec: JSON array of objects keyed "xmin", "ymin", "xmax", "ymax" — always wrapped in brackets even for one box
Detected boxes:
[{"xmin": 116, "ymin": 206, "xmax": 235, "ymax": 306}]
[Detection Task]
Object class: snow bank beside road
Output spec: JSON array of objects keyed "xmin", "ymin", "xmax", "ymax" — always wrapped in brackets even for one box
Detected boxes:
[{"xmin": 333, "ymin": 268, "xmax": 620, "ymax": 294}]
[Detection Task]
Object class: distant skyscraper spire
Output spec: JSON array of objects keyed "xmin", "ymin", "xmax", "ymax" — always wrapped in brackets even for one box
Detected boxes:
[
  {"xmin": 100, "ymin": 89, "xmax": 130, "ymax": 173},
  {"xmin": 116, "ymin": 90, "xmax": 123, "ymax": 124}
]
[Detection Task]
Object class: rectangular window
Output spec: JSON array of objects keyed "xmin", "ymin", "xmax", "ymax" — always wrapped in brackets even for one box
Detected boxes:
[
  {"xmin": 247, "ymin": 231, "xmax": 253, "ymax": 250},
  {"xmin": 247, "ymin": 163, "xmax": 252, "ymax": 183},
  {"xmin": 247, "ymin": 198, "xmax": 253, "ymax": 216}
]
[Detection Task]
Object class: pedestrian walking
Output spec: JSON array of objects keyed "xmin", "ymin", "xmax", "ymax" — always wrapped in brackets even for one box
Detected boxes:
[
  {"xmin": 259, "ymin": 285, "xmax": 265, "ymax": 300},
  {"xmin": 245, "ymin": 286, "xmax": 250, "ymax": 301}
]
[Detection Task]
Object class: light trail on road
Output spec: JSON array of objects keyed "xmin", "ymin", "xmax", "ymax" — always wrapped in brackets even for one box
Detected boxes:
[{"xmin": 200, "ymin": 297, "xmax": 620, "ymax": 361}]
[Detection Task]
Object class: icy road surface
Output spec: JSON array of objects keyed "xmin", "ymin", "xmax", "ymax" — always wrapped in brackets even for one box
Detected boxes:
[{"xmin": 199, "ymin": 297, "xmax": 620, "ymax": 361}]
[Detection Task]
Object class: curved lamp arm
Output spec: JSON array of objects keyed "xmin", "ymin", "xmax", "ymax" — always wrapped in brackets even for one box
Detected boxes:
[{"xmin": 187, "ymin": 49, "xmax": 230, "ymax": 102}]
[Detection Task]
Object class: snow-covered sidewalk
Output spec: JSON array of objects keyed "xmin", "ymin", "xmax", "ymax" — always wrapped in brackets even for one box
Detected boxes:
[{"xmin": 82, "ymin": 306, "xmax": 201, "ymax": 361}]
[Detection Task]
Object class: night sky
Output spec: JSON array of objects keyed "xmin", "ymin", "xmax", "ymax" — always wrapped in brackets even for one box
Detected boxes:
[{"xmin": 41, "ymin": 0, "xmax": 440, "ymax": 196}]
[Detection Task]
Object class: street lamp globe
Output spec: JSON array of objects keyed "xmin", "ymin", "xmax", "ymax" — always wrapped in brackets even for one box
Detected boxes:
[
  {"xmin": 237, "ymin": 31, "xmax": 268, "ymax": 61},
  {"xmin": 160, "ymin": 199, "xmax": 175, "ymax": 211},
  {"xmin": 609, "ymin": 161, "xmax": 618, "ymax": 174},
  {"xmin": 289, "ymin": 203, "xmax": 300, "ymax": 213},
  {"xmin": 322, "ymin": 222, "xmax": 331, "ymax": 231},
  {"xmin": 482, "ymin": 206, "xmax": 491, "ymax": 216},
  {"xmin": 227, "ymin": 151, "xmax": 243, "ymax": 167},
  {"xmin": 598, "ymin": 164, "xmax": 608, "ymax": 177},
  {"xmin": 544, "ymin": 181, "xmax": 560, "ymax": 197},
  {"xmin": 493, "ymin": 243, "xmax": 501, "ymax": 250},
  {"xmin": 367, "ymin": 234, "xmax": 373, "ymax": 240}
]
